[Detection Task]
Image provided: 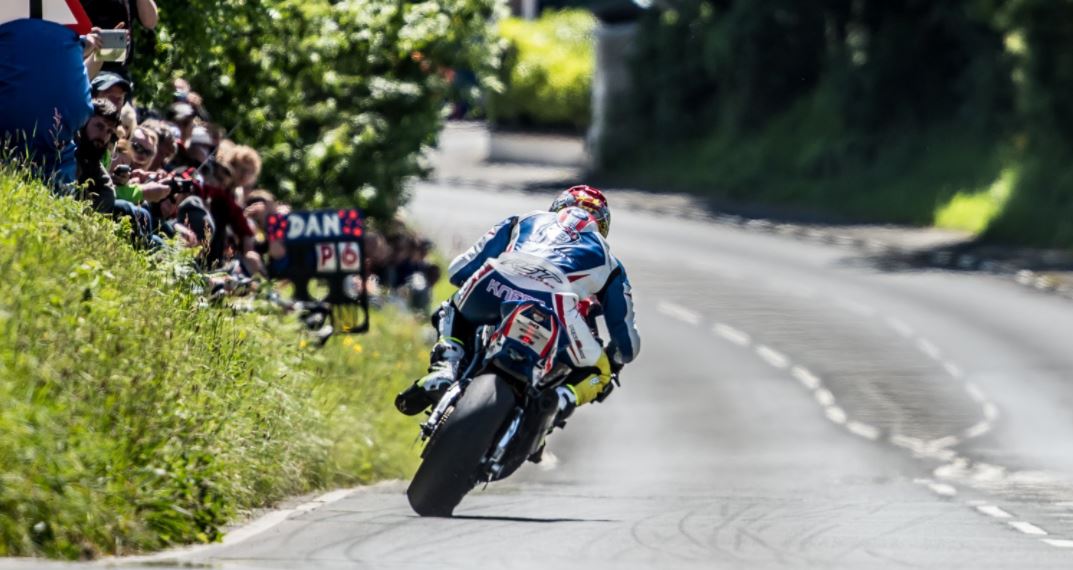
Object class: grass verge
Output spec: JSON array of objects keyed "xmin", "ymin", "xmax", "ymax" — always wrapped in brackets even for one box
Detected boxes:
[
  {"xmin": 0, "ymin": 166, "xmax": 425, "ymax": 558},
  {"xmin": 601, "ymin": 86, "xmax": 1018, "ymax": 237}
]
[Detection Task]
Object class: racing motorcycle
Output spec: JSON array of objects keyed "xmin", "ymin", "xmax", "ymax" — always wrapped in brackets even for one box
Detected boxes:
[{"xmin": 407, "ymin": 292, "xmax": 610, "ymax": 517}]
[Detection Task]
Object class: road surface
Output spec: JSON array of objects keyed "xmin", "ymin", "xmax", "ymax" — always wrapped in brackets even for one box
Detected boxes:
[{"xmin": 8, "ymin": 179, "xmax": 1073, "ymax": 569}]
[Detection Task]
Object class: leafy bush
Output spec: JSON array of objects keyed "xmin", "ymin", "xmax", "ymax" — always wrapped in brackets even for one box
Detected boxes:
[
  {"xmin": 489, "ymin": 9, "xmax": 595, "ymax": 131},
  {"xmin": 0, "ymin": 166, "xmax": 427, "ymax": 558},
  {"xmin": 134, "ymin": 0, "xmax": 503, "ymax": 219}
]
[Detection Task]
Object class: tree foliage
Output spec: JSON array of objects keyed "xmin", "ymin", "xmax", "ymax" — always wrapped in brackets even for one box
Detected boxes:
[
  {"xmin": 134, "ymin": 0, "xmax": 504, "ymax": 219},
  {"xmin": 623, "ymin": 0, "xmax": 1010, "ymax": 143},
  {"xmin": 489, "ymin": 9, "xmax": 595, "ymax": 131}
]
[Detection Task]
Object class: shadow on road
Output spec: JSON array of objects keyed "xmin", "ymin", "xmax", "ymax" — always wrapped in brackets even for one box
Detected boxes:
[{"xmin": 447, "ymin": 514, "xmax": 616, "ymax": 524}]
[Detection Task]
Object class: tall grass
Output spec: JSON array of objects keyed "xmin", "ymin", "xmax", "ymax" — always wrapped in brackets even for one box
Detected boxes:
[{"xmin": 0, "ymin": 166, "xmax": 425, "ymax": 558}]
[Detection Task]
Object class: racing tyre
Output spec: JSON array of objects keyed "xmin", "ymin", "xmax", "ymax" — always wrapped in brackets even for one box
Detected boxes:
[{"xmin": 407, "ymin": 373, "xmax": 516, "ymax": 516}]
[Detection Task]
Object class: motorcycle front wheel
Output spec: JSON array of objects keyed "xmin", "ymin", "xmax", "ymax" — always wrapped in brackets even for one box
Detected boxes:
[{"xmin": 406, "ymin": 373, "xmax": 516, "ymax": 516}]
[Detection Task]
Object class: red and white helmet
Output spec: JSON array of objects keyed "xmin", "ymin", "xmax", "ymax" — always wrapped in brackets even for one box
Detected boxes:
[{"xmin": 549, "ymin": 185, "xmax": 611, "ymax": 237}]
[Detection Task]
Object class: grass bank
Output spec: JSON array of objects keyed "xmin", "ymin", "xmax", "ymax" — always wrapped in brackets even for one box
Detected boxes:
[{"xmin": 0, "ymin": 166, "xmax": 425, "ymax": 558}]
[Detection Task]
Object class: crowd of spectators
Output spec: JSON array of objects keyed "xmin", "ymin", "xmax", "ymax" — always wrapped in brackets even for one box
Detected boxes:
[{"xmin": 0, "ymin": 2, "xmax": 439, "ymax": 313}]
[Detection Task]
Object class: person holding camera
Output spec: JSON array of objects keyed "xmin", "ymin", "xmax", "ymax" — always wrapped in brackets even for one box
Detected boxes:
[
  {"xmin": 82, "ymin": 0, "xmax": 158, "ymax": 80},
  {"xmin": 148, "ymin": 167, "xmax": 214, "ymax": 251}
]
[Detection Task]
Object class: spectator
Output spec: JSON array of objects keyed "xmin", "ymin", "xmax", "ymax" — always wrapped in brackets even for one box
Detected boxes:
[
  {"xmin": 167, "ymin": 102, "xmax": 196, "ymax": 142},
  {"xmin": 82, "ymin": 0, "xmax": 159, "ymax": 79},
  {"xmin": 127, "ymin": 125, "xmax": 158, "ymax": 170},
  {"xmin": 150, "ymin": 168, "xmax": 214, "ymax": 250},
  {"xmin": 174, "ymin": 125, "xmax": 213, "ymax": 168},
  {"xmin": 219, "ymin": 143, "xmax": 261, "ymax": 203},
  {"xmin": 90, "ymin": 71, "xmax": 131, "ymax": 110},
  {"xmin": 0, "ymin": 18, "xmax": 93, "ymax": 187},
  {"xmin": 139, "ymin": 118, "xmax": 176, "ymax": 170},
  {"xmin": 75, "ymin": 98, "xmax": 120, "ymax": 213},
  {"xmin": 111, "ymin": 138, "xmax": 169, "ymax": 204},
  {"xmin": 197, "ymin": 157, "xmax": 263, "ymax": 275}
]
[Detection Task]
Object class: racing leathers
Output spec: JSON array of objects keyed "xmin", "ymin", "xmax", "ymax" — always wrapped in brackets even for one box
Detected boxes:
[{"xmin": 395, "ymin": 206, "xmax": 640, "ymax": 415}]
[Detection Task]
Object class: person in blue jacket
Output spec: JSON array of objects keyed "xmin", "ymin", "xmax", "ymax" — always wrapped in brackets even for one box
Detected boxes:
[
  {"xmin": 396, "ymin": 185, "xmax": 641, "ymax": 419},
  {"xmin": 0, "ymin": 17, "xmax": 93, "ymax": 187}
]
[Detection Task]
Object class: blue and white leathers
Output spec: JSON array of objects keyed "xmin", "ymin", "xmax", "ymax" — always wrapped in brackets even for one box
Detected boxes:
[{"xmin": 448, "ymin": 207, "xmax": 641, "ymax": 366}]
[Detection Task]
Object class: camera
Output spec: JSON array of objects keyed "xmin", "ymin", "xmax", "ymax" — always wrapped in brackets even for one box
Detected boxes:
[
  {"xmin": 112, "ymin": 164, "xmax": 132, "ymax": 183},
  {"xmin": 97, "ymin": 30, "xmax": 129, "ymax": 63}
]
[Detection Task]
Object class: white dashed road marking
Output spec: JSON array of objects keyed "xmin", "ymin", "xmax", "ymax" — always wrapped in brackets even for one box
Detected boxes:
[
  {"xmin": 755, "ymin": 345, "xmax": 789, "ymax": 369},
  {"xmin": 791, "ymin": 366, "xmax": 820, "ymax": 390},
  {"xmin": 657, "ymin": 301, "xmax": 701, "ymax": 326},
  {"xmin": 847, "ymin": 421, "xmax": 881, "ymax": 441},
  {"xmin": 825, "ymin": 406, "xmax": 847, "ymax": 424},
  {"xmin": 977, "ymin": 505, "xmax": 1013, "ymax": 519},
  {"xmin": 713, "ymin": 323, "xmax": 751, "ymax": 347},
  {"xmin": 917, "ymin": 338, "xmax": 942, "ymax": 360},
  {"xmin": 885, "ymin": 317, "xmax": 915, "ymax": 338},
  {"xmin": 1009, "ymin": 521, "xmax": 1049, "ymax": 536},
  {"xmin": 836, "ymin": 298, "xmax": 878, "ymax": 317},
  {"xmin": 690, "ymin": 297, "xmax": 1064, "ymax": 550},
  {"xmin": 1041, "ymin": 539, "xmax": 1073, "ymax": 548}
]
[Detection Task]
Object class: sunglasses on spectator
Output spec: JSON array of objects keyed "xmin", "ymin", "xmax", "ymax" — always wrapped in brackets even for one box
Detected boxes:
[{"xmin": 131, "ymin": 140, "xmax": 153, "ymax": 157}]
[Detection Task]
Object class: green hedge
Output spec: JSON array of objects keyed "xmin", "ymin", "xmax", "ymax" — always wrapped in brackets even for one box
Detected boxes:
[
  {"xmin": 134, "ymin": 0, "xmax": 503, "ymax": 219},
  {"xmin": 489, "ymin": 9, "xmax": 595, "ymax": 131},
  {"xmin": 0, "ymin": 167, "xmax": 427, "ymax": 558}
]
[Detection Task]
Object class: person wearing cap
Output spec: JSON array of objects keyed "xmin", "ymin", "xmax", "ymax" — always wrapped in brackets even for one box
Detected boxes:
[
  {"xmin": 91, "ymin": 71, "xmax": 131, "ymax": 110},
  {"xmin": 167, "ymin": 102, "xmax": 196, "ymax": 142},
  {"xmin": 173, "ymin": 125, "xmax": 214, "ymax": 169}
]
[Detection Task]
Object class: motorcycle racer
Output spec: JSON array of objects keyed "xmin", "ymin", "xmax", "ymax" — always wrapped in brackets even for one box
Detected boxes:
[{"xmin": 395, "ymin": 185, "xmax": 641, "ymax": 420}]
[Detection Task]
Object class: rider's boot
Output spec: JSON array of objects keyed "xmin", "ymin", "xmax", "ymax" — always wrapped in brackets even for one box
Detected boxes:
[
  {"xmin": 395, "ymin": 338, "xmax": 465, "ymax": 415},
  {"xmin": 552, "ymin": 385, "xmax": 578, "ymax": 429},
  {"xmin": 528, "ymin": 386, "xmax": 577, "ymax": 464}
]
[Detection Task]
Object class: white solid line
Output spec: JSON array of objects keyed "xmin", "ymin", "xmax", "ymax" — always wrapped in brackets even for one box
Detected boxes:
[
  {"xmin": 657, "ymin": 301, "xmax": 701, "ymax": 326},
  {"xmin": 713, "ymin": 323, "xmax": 751, "ymax": 347},
  {"xmin": 847, "ymin": 422, "xmax": 881, "ymax": 440},
  {"xmin": 928, "ymin": 483, "xmax": 958, "ymax": 497},
  {"xmin": 943, "ymin": 362, "xmax": 964, "ymax": 378},
  {"xmin": 965, "ymin": 382, "xmax": 986, "ymax": 403},
  {"xmin": 1009, "ymin": 521, "xmax": 1048, "ymax": 536},
  {"xmin": 755, "ymin": 345, "xmax": 790, "ymax": 369},
  {"xmin": 825, "ymin": 406, "xmax": 847, "ymax": 424},
  {"xmin": 977, "ymin": 505, "xmax": 1013, "ymax": 519},
  {"xmin": 791, "ymin": 366, "xmax": 821, "ymax": 390},
  {"xmin": 1041, "ymin": 539, "xmax": 1073, "ymax": 548},
  {"xmin": 964, "ymin": 421, "xmax": 991, "ymax": 439},
  {"xmin": 296, "ymin": 488, "xmax": 353, "ymax": 510},
  {"xmin": 221, "ymin": 509, "xmax": 295, "ymax": 545},
  {"xmin": 814, "ymin": 389, "xmax": 835, "ymax": 407},
  {"xmin": 917, "ymin": 338, "xmax": 942, "ymax": 360},
  {"xmin": 886, "ymin": 317, "xmax": 915, "ymax": 338},
  {"xmin": 983, "ymin": 402, "xmax": 999, "ymax": 420}
]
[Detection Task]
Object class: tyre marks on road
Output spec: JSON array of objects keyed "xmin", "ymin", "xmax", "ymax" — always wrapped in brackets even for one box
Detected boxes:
[{"xmin": 655, "ymin": 291, "xmax": 1073, "ymax": 551}]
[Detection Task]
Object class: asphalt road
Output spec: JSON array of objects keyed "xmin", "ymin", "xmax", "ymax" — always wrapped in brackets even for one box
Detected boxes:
[{"xmin": 8, "ymin": 180, "xmax": 1073, "ymax": 569}]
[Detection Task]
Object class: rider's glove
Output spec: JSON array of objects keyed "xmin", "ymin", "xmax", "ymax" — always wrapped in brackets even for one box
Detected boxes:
[{"xmin": 572, "ymin": 350, "xmax": 615, "ymax": 406}]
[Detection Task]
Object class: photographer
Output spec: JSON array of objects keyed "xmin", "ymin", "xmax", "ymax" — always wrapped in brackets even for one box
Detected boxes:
[
  {"xmin": 149, "ymin": 167, "xmax": 214, "ymax": 250},
  {"xmin": 82, "ymin": 0, "xmax": 159, "ymax": 79}
]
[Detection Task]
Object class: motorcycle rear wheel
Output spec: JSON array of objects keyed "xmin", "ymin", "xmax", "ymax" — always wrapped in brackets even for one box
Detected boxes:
[{"xmin": 407, "ymin": 373, "xmax": 516, "ymax": 516}]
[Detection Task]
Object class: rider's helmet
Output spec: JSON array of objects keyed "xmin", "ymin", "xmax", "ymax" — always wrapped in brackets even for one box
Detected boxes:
[{"xmin": 549, "ymin": 185, "xmax": 611, "ymax": 237}]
